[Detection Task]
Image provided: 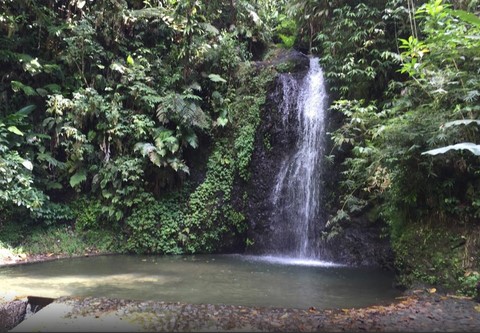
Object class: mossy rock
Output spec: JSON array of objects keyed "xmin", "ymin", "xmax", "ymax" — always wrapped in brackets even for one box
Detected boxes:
[{"xmin": 260, "ymin": 48, "xmax": 310, "ymax": 73}]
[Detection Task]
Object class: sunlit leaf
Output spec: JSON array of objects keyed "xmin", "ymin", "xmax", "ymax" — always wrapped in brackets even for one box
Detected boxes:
[
  {"xmin": 208, "ymin": 74, "xmax": 227, "ymax": 83},
  {"xmin": 443, "ymin": 120, "xmax": 480, "ymax": 128},
  {"xmin": 200, "ymin": 22, "xmax": 219, "ymax": 35},
  {"xmin": 134, "ymin": 142, "xmax": 155, "ymax": 156},
  {"xmin": 110, "ymin": 62, "xmax": 125, "ymax": 74},
  {"xmin": 7, "ymin": 126, "xmax": 23, "ymax": 136},
  {"xmin": 76, "ymin": 0, "xmax": 86, "ymax": 9},
  {"xmin": 21, "ymin": 159, "xmax": 33, "ymax": 170},
  {"xmin": 217, "ymin": 117, "xmax": 228, "ymax": 127},
  {"xmin": 422, "ymin": 142, "xmax": 480, "ymax": 156},
  {"xmin": 127, "ymin": 55, "xmax": 135, "ymax": 66}
]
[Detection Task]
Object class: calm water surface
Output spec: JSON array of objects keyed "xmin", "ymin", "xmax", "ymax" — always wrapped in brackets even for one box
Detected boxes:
[{"xmin": 0, "ymin": 254, "xmax": 400, "ymax": 309}]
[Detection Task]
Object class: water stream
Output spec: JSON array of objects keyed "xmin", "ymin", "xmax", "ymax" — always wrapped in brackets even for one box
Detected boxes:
[{"xmin": 270, "ymin": 57, "xmax": 328, "ymax": 258}]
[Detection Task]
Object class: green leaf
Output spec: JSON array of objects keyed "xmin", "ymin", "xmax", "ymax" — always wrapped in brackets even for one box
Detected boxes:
[
  {"xmin": 7, "ymin": 126, "xmax": 23, "ymax": 136},
  {"xmin": 200, "ymin": 22, "xmax": 219, "ymax": 35},
  {"xmin": 43, "ymin": 84, "xmax": 62, "ymax": 93},
  {"xmin": 70, "ymin": 169, "xmax": 87, "ymax": 188},
  {"xmin": 37, "ymin": 152, "xmax": 66, "ymax": 169},
  {"xmin": 217, "ymin": 117, "xmax": 228, "ymax": 127},
  {"xmin": 448, "ymin": 9, "xmax": 480, "ymax": 28},
  {"xmin": 36, "ymin": 88, "xmax": 49, "ymax": 97},
  {"xmin": 115, "ymin": 211, "xmax": 123, "ymax": 221},
  {"xmin": 422, "ymin": 142, "xmax": 480, "ymax": 156},
  {"xmin": 110, "ymin": 62, "xmax": 126, "ymax": 74},
  {"xmin": 11, "ymin": 81, "xmax": 37, "ymax": 96},
  {"xmin": 127, "ymin": 55, "xmax": 135, "ymax": 66},
  {"xmin": 17, "ymin": 104, "xmax": 36, "ymax": 115},
  {"xmin": 156, "ymin": 129, "xmax": 175, "ymax": 141},
  {"xmin": 134, "ymin": 142, "xmax": 155, "ymax": 156},
  {"xmin": 208, "ymin": 74, "xmax": 227, "ymax": 83},
  {"xmin": 212, "ymin": 91, "xmax": 222, "ymax": 101},
  {"xmin": 46, "ymin": 182, "xmax": 63, "ymax": 190},
  {"xmin": 185, "ymin": 131, "xmax": 198, "ymax": 149}
]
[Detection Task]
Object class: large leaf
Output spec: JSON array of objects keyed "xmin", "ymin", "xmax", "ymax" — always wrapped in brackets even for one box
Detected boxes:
[
  {"xmin": 43, "ymin": 84, "xmax": 62, "ymax": 93},
  {"xmin": 216, "ymin": 116, "xmax": 228, "ymax": 127},
  {"xmin": 148, "ymin": 151, "xmax": 162, "ymax": 167},
  {"xmin": 208, "ymin": 74, "xmax": 227, "ymax": 83},
  {"xmin": 21, "ymin": 159, "xmax": 33, "ymax": 170},
  {"xmin": 7, "ymin": 126, "xmax": 23, "ymax": 136},
  {"xmin": 448, "ymin": 9, "xmax": 480, "ymax": 28},
  {"xmin": 200, "ymin": 23, "xmax": 219, "ymax": 35},
  {"xmin": 17, "ymin": 104, "xmax": 36, "ymax": 116},
  {"xmin": 70, "ymin": 169, "xmax": 87, "ymax": 188},
  {"xmin": 126, "ymin": 54, "xmax": 135, "ymax": 66},
  {"xmin": 11, "ymin": 81, "xmax": 37, "ymax": 96},
  {"xmin": 443, "ymin": 119, "xmax": 480, "ymax": 128},
  {"xmin": 134, "ymin": 142, "xmax": 156, "ymax": 156},
  {"xmin": 422, "ymin": 142, "xmax": 480, "ymax": 156},
  {"xmin": 184, "ymin": 131, "xmax": 198, "ymax": 149},
  {"xmin": 37, "ymin": 152, "xmax": 66, "ymax": 169}
]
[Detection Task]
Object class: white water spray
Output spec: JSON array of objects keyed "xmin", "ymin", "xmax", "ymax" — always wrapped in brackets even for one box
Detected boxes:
[{"xmin": 271, "ymin": 57, "xmax": 328, "ymax": 259}]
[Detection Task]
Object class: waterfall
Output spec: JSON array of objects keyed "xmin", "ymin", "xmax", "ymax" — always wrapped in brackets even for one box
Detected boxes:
[{"xmin": 270, "ymin": 57, "xmax": 328, "ymax": 259}]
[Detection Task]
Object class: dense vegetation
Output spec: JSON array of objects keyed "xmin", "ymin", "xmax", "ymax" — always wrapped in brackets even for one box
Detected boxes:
[{"xmin": 0, "ymin": 0, "xmax": 479, "ymax": 296}]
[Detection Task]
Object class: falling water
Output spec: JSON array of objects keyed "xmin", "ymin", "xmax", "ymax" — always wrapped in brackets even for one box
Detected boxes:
[{"xmin": 271, "ymin": 57, "xmax": 328, "ymax": 259}]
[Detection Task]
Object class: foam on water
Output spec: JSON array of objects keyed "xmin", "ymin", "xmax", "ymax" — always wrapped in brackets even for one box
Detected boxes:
[{"xmin": 237, "ymin": 254, "xmax": 345, "ymax": 267}]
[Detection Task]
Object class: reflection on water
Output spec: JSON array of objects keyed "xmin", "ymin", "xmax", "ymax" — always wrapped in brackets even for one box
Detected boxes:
[{"xmin": 0, "ymin": 254, "xmax": 400, "ymax": 309}]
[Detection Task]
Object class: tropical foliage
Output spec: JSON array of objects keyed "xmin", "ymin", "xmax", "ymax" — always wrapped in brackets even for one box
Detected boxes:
[
  {"xmin": 318, "ymin": 0, "xmax": 480, "ymax": 292},
  {"xmin": 0, "ymin": 0, "xmax": 278, "ymax": 254}
]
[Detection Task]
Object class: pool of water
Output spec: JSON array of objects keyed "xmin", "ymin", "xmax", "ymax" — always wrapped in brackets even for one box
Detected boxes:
[{"xmin": 0, "ymin": 254, "xmax": 400, "ymax": 309}]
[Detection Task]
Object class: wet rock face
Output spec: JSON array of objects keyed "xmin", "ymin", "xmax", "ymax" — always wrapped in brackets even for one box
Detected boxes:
[
  {"xmin": 241, "ymin": 72, "xmax": 304, "ymax": 255},
  {"xmin": 255, "ymin": 49, "xmax": 310, "ymax": 73},
  {"xmin": 321, "ymin": 218, "xmax": 395, "ymax": 268},
  {"xmin": 240, "ymin": 50, "xmax": 394, "ymax": 268}
]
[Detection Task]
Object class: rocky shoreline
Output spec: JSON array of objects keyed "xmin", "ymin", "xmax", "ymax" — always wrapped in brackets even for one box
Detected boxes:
[
  {"xmin": 4, "ymin": 291, "xmax": 480, "ymax": 332},
  {"xmin": 2, "ymin": 253, "xmax": 480, "ymax": 332}
]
